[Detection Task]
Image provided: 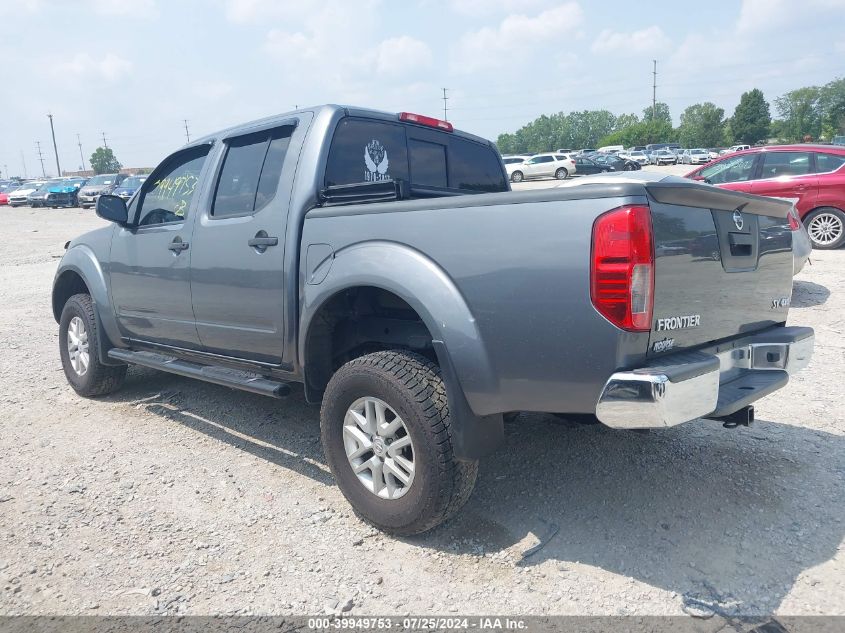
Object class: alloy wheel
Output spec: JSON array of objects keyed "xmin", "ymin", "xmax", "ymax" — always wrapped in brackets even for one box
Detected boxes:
[
  {"xmin": 66, "ymin": 316, "xmax": 90, "ymax": 376},
  {"xmin": 807, "ymin": 212, "xmax": 843, "ymax": 246},
  {"xmin": 343, "ymin": 396, "xmax": 415, "ymax": 500}
]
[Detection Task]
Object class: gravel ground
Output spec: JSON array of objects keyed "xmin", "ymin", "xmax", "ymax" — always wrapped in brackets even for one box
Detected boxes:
[{"xmin": 0, "ymin": 203, "xmax": 843, "ymax": 618}]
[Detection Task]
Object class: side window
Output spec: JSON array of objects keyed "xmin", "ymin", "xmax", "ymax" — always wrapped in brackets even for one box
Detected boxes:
[
  {"xmin": 700, "ymin": 154, "xmax": 756, "ymax": 184},
  {"xmin": 760, "ymin": 151, "xmax": 811, "ymax": 178},
  {"xmin": 325, "ymin": 119, "xmax": 409, "ymax": 186},
  {"xmin": 212, "ymin": 126, "xmax": 293, "ymax": 218},
  {"xmin": 448, "ymin": 138, "xmax": 507, "ymax": 192},
  {"xmin": 815, "ymin": 153, "xmax": 845, "ymax": 173},
  {"xmin": 136, "ymin": 146, "xmax": 210, "ymax": 226},
  {"xmin": 409, "ymin": 139, "xmax": 447, "ymax": 188}
]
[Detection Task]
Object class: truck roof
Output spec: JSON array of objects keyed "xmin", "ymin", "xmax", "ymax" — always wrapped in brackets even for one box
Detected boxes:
[{"xmin": 188, "ymin": 104, "xmax": 495, "ymax": 150}]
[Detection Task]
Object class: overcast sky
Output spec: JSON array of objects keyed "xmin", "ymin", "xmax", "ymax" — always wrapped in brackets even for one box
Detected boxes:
[{"xmin": 1, "ymin": 0, "xmax": 844, "ymax": 177}]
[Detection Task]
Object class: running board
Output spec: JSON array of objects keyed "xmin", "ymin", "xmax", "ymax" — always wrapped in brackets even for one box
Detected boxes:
[{"xmin": 107, "ymin": 349, "xmax": 291, "ymax": 398}]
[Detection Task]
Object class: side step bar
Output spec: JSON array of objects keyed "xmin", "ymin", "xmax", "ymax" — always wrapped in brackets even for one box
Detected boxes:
[{"xmin": 108, "ymin": 349, "xmax": 290, "ymax": 399}]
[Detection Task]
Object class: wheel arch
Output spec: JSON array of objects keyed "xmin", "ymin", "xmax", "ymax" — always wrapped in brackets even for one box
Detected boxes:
[
  {"xmin": 300, "ymin": 241, "xmax": 503, "ymax": 459},
  {"xmin": 53, "ymin": 246, "xmax": 123, "ymax": 364}
]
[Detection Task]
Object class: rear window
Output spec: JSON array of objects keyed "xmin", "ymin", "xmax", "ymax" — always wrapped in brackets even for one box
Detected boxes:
[{"xmin": 324, "ymin": 117, "xmax": 506, "ymax": 194}]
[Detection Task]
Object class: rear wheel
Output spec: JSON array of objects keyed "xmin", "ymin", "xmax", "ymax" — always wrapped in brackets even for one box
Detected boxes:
[
  {"xmin": 59, "ymin": 294, "xmax": 126, "ymax": 397},
  {"xmin": 804, "ymin": 207, "xmax": 845, "ymax": 249},
  {"xmin": 510, "ymin": 170, "xmax": 524, "ymax": 183},
  {"xmin": 321, "ymin": 350, "xmax": 478, "ymax": 535},
  {"xmin": 554, "ymin": 167, "xmax": 568, "ymax": 180}
]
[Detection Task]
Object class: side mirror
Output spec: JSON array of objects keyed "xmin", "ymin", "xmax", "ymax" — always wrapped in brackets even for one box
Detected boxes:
[{"xmin": 96, "ymin": 194, "xmax": 129, "ymax": 225}]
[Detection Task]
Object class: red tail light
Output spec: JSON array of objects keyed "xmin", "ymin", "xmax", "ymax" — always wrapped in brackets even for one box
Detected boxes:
[
  {"xmin": 787, "ymin": 207, "xmax": 801, "ymax": 231},
  {"xmin": 590, "ymin": 205, "xmax": 654, "ymax": 332},
  {"xmin": 399, "ymin": 112, "xmax": 453, "ymax": 132}
]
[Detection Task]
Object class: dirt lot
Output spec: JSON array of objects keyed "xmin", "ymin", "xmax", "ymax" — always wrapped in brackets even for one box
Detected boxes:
[{"xmin": 0, "ymin": 202, "xmax": 843, "ymax": 618}]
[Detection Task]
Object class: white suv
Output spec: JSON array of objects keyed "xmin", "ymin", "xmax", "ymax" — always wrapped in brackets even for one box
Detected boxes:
[{"xmin": 509, "ymin": 153, "xmax": 576, "ymax": 182}]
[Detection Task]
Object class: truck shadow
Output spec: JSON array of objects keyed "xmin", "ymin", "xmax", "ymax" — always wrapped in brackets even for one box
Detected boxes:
[
  {"xmin": 421, "ymin": 413, "xmax": 845, "ymax": 616},
  {"xmin": 107, "ymin": 370, "xmax": 843, "ymax": 616},
  {"xmin": 791, "ymin": 279, "xmax": 830, "ymax": 308}
]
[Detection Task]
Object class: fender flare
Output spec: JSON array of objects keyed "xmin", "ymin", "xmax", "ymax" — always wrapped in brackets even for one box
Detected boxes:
[
  {"xmin": 300, "ymin": 241, "xmax": 504, "ymax": 459},
  {"xmin": 53, "ymin": 245, "xmax": 124, "ymax": 365}
]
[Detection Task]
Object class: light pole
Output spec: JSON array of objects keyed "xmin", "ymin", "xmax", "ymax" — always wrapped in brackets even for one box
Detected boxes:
[{"xmin": 48, "ymin": 113, "xmax": 61, "ymax": 176}]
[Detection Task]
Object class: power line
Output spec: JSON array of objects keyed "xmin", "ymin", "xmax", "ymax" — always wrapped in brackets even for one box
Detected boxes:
[
  {"xmin": 35, "ymin": 141, "xmax": 47, "ymax": 177},
  {"xmin": 442, "ymin": 88, "xmax": 449, "ymax": 122},
  {"xmin": 48, "ymin": 113, "xmax": 61, "ymax": 176},
  {"xmin": 77, "ymin": 134, "xmax": 86, "ymax": 171},
  {"xmin": 183, "ymin": 119, "xmax": 191, "ymax": 143}
]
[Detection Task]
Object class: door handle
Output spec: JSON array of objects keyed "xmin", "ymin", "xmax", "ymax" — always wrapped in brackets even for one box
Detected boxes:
[
  {"xmin": 248, "ymin": 231, "xmax": 278, "ymax": 253},
  {"xmin": 168, "ymin": 237, "xmax": 189, "ymax": 253}
]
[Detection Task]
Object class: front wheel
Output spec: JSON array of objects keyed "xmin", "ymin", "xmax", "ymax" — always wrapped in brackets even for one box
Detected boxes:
[
  {"xmin": 320, "ymin": 350, "xmax": 478, "ymax": 535},
  {"xmin": 805, "ymin": 207, "xmax": 845, "ymax": 249},
  {"xmin": 510, "ymin": 170, "xmax": 524, "ymax": 183},
  {"xmin": 554, "ymin": 167, "xmax": 569, "ymax": 180},
  {"xmin": 59, "ymin": 293, "xmax": 126, "ymax": 396}
]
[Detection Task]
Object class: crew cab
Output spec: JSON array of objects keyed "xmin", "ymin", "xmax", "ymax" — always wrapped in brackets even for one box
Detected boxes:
[{"xmin": 53, "ymin": 105, "xmax": 814, "ymax": 535}]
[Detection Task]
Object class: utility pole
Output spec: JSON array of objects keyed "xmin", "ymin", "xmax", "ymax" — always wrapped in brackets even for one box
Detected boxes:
[
  {"xmin": 651, "ymin": 59, "xmax": 657, "ymax": 120},
  {"xmin": 101, "ymin": 132, "xmax": 108, "ymax": 149},
  {"xmin": 442, "ymin": 88, "xmax": 449, "ymax": 122},
  {"xmin": 183, "ymin": 119, "xmax": 191, "ymax": 143},
  {"xmin": 20, "ymin": 150, "xmax": 27, "ymax": 178},
  {"xmin": 48, "ymin": 113, "xmax": 61, "ymax": 176},
  {"xmin": 77, "ymin": 134, "xmax": 86, "ymax": 171},
  {"xmin": 36, "ymin": 141, "xmax": 47, "ymax": 177},
  {"xmin": 3, "ymin": 164, "xmax": 7, "ymax": 179}
]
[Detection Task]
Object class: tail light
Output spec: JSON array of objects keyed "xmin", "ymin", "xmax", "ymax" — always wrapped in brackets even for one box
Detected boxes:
[
  {"xmin": 787, "ymin": 207, "xmax": 801, "ymax": 231},
  {"xmin": 590, "ymin": 205, "xmax": 654, "ymax": 332}
]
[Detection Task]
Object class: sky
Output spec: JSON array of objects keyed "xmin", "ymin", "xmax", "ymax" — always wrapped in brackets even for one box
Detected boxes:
[{"xmin": 1, "ymin": 0, "xmax": 844, "ymax": 178}]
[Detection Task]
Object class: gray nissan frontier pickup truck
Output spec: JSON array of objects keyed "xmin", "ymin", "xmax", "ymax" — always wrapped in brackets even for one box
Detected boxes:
[{"xmin": 53, "ymin": 105, "xmax": 814, "ymax": 534}]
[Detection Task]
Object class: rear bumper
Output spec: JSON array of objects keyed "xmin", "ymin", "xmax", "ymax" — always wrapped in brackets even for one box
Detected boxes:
[{"xmin": 595, "ymin": 326, "xmax": 814, "ymax": 429}]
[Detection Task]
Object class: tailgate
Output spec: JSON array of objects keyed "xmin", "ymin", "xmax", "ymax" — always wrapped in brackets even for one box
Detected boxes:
[{"xmin": 645, "ymin": 183, "xmax": 794, "ymax": 355}]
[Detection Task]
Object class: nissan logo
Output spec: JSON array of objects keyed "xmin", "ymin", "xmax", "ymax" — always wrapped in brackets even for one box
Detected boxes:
[{"xmin": 733, "ymin": 210, "xmax": 744, "ymax": 231}]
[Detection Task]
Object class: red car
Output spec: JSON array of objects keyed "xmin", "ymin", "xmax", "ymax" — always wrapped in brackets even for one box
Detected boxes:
[{"xmin": 686, "ymin": 144, "xmax": 845, "ymax": 249}]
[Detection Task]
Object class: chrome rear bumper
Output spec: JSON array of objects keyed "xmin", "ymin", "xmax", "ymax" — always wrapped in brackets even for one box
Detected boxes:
[{"xmin": 595, "ymin": 326, "xmax": 813, "ymax": 429}]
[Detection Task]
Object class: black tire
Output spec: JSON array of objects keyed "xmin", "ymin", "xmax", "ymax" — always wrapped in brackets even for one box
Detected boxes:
[
  {"xmin": 321, "ymin": 350, "xmax": 478, "ymax": 535},
  {"xmin": 510, "ymin": 170, "xmax": 524, "ymax": 183},
  {"xmin": 554, "ymin": 167, "xmax": 568, "ymax": 180},
  {"xmin": 803, "ymin": 207, "xmax": 845, "ymax": 250},
  {"xmin": 59, "ymin": 293, "xmax": 126, "ymax": 397}
]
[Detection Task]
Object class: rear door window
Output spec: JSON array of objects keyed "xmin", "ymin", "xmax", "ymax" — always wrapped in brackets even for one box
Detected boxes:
[
  {"xmin": 212, "ymin": 126, "xmax": 294, "ymax": 218},
  {"xmin": 759, "ymin": 151, "xmax": 812, "ymax": 178},
  {"xmin": 815, "ymin": 152, "xmax": 845, "ymax": 173},
  {"xmin": 448, "ymin": 137, "xmax": 507, "ymax": 192}
]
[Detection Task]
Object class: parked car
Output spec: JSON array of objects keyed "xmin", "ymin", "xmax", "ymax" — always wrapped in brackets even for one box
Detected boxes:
[
  {"xmin": 111, "ymin": 175, "xmax": 147, "ymax": 201},
  {"xmin": 685, "ymin": 144, "xmax": 845, "ymax": 248},
  {"xmin": 77, "ymin": 174, "xmax": 126, "ymax": 209},
  {"xmin": 509, "ymin": 153, "xmax": 576, "ymax": 182},
  {"xmin": 572, "ymin": 156, "xmax": 613, "ymax": 175},
  {"xmin": 680, "ymin": 149, "xmax": 711, "ymax": 165},
  {"xmin": 9, "ymin": 180, "xmax": 47, "ymax": 207},
  {"xmin": 720, "ymin": 144, "xmax": 751, "ymax": 155},
  {"xmin": 627, "ymin": 151, "xmax": 650, "ymax": 166},
  {"xmin": 708, "ymin": 148, "xmax": 723, "ymax": 160},
  {"xmin": 593, "ymin": 154, "xmax": 641, "ymax": 171},
  {"xmin": 52, "ymin": 105, "xmax": 812, "ymax": 535},
  {"xmin": 0, "ymin": 190, "xmax": 9, "ymax": 206},
  {"xmin": 47, "ymin": 178, "xmax": 87, "ymax": 208},
  {"xmin": 28, "ymin": 181, "xmax": 64, "ymax": 207},
  {"xmin": 653, "ymin": 150, "xmax": 678, "ymax": 165}
]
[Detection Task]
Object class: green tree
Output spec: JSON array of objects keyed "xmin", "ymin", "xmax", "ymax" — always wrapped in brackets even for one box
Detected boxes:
[
  {"xmin": 775, "ymin": 87, "xmax": 822, "ymax": 142},
  {"xmin": 677, "ymin": 102, "xmax": 725, "ymax": 147},
  {"xmin": 819, "ymin": 77, "xmax": 845, "ymax": 140},
  {"xmin": 90, "ymin": 147, "xmax": 122, "ymax": 174},
  {"xmin": 598, "ymin": 119, "xmax": 673, "ymax": 148},
  {"xmin": 642, "ymin": 102, "xmax": 672, "ymax": 125},
  {"xmin": 731, "ymin": 89, "xmax": 771, "ymax": 144},
  {"xmin": 614, "ymin": 113, "xmax": 640, "ymax": 131}
]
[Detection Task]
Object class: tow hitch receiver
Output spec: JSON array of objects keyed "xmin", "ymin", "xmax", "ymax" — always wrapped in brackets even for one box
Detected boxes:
[{"xmin": 711, "ymin": 405, "xmax": 755, "ymax": 428}]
